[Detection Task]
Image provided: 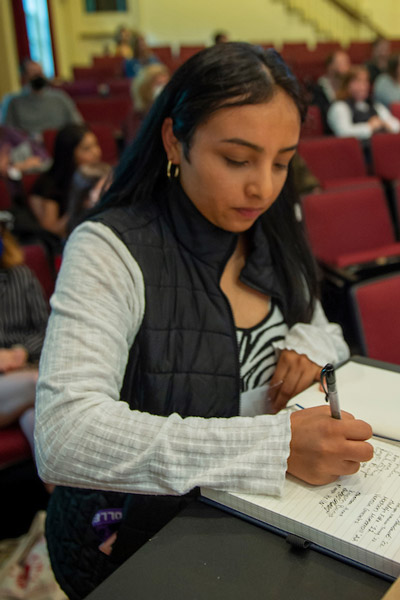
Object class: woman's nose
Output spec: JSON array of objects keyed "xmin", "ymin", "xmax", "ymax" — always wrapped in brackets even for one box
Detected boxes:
[{"xmin": 246, "ymin": 168, "xmax": 274, "ymax": 201}]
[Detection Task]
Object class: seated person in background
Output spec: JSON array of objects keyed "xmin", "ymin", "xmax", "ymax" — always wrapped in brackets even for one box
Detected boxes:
[
  {"xmin": 124, "ymin": 63, "xmax": 171, "ymax": 145},
  {"xmin": 327, "ymin": 66, "xmax": 400, "ymax": 141},
  {"xmin": 124, "ymin": 33, "xmax": 160, "ymax": 78},
  {"xmin": 1, "ymin": 57, "xmax": 39, "ymax": 122},
  {"xmin": 373, "ymin": 54, "xmax": 400, "ymax": 108},
  {"xmin": 3, "ymin": 59, "xmax": 82, "ymax": 140},
  {"xmin": 0, "ymin": 125, "xmax": 51, "ymax": 181},
  {"xmin": 365, "ymin": 37, "xmax": 391, "ymax": 85},
  {"xmin": 67, "ymin": 162, "xmax": 112, "ymax": 235},
  {"xmin": 0, "ymin": 211, "xmax": 48, "ymax": 433},
  {"xmin": 114, "ymin": 26, "xmax": 135, "ymax": 59},
  {"xmin": 213, "ymin": 31, "xmax": 230, "ymax": 44},
  {"xmin": 29, "ymin": 124, "xmax": 102, "ymax": 243},
  {"xmin": 311, "ymin": 50, "xmax": 351, "ymax": 133}
]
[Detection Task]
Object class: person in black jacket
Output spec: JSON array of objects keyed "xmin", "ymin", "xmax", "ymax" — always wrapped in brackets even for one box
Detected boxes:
[{"xmin": 35, "ymin": 43, "xmax": 373, "ymax": 600}]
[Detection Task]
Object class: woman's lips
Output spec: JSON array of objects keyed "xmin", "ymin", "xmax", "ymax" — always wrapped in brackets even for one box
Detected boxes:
[{"xmin": 235, "ymin": 208, "xmax": 264, "ymax": 219}]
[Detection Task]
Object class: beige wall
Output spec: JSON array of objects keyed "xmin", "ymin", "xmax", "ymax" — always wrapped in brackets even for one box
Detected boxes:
[
  {"xmin": 0, "ymin": 0, "xmax": 20, "ymax": 99},
  {"xmin": 2, "ymin": 0, "xmax": 400, "ymax": 93},
  {"xmin": 139, "ymin": 0, "xmax": 317, "ymax": 47},
  {"xmin": 50, "ymin": 0, "xmax": 139, "ymax": 78},
  {"xmin": 50, "ymin": 0, "xmax": 318, "ymax": 79}
]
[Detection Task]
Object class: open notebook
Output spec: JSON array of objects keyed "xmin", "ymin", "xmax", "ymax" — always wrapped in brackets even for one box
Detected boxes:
[
  {"xmin": 202, "ymin": 438, "xmax": 400, "ymax": 579},
  {"xmin": 287, "ymin": 361, "xmax": 400, "ymax": 442}
]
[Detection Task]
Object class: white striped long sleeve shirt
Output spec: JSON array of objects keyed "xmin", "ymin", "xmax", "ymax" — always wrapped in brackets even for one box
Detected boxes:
[{"xmin": 35, "ymin": 222, "xmax": 348, "ymax": 497}]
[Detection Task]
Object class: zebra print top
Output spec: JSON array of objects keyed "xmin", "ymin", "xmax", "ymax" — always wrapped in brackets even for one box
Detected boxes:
[{"xmin": 236, "ymin": 300, "xmax": 288, "ymax": 392}]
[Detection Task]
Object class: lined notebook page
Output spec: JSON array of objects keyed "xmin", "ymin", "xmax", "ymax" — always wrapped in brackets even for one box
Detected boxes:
[
  {"xmin": 202, "ymin": 439, "xmax": 400, "ymax": 578},
  {"xmin": 286, "ymin": 362, "xmax": 400, "ymax": 441}
]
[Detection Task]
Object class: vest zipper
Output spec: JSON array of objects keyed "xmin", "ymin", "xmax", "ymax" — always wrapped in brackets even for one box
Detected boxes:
[{"xmin": 217, "ymin": 237, "xmax": 241, "ymax": 416}]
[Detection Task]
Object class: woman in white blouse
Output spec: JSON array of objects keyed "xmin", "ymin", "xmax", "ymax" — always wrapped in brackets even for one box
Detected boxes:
[{"xmin": 327, "ymin": 65, "xmax": 400, "ymax": 139}]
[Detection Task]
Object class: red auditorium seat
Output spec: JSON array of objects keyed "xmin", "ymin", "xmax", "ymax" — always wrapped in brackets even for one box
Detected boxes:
[
  {"xmin": 59, "ymin": 80, "xmax": 99, "ymax": 98},
  {"xmin": 90, "ymin": 123, "xmax": 119, "ymax": 164},
  {"xmin": 23, "ymin": 244, "xmax": 55, "ymax": 302},
  {"xmin": 178, "ymin": 45, "xmax": 206, "ymax": 64},
  {"xmin": 0, "ymin": 178, "xmax": 12, "ymax": 210},
  {"xmin": 42, "ymin": 129, "xmax": 57, "ymax": 155},
  {"xmin": 350, "ymin": 272, "xmax": 400, "ymax": 364},
  {"xmin": 22, "ymin": 173, "xmax": 40, "ymax": 197},
  {"xmin": 302, "ymin": 185, "xmax": 400, "ymax": 270},
  {"xmin": 390, "ymin": 103, "xmax": 400, "ymax": 121},
  {"xmin": 371, "ymin": 132, "xmax": 400, "ymax": 181},
  {"xmin": 347, "ymin": 41, "xmax": 372, "ymax": 64},
  {"xmin": 301, "ymin": 105, "xmax": 325, "ymax": 138},
  {"xmin": 0, "ymin": 425, "xmax": 31, "ymax": 469},
  {"xmin": 313, "ymin": 41, "xmax": 342, "ymax": 59},
  {"xmin": 298, "ymin": 136, "xmax": 378, "ymax": 189},
  {"xmin": 92, "ymin": 55, "xmax": 124, "ymax": 74},
  {"xmin": 281, "ymin": 42, "xmax": 310, "ymax": 61},
  {"xmin": 73, "ymin": 66, "xmax": 120, "ymax": 82},
  {"xmin": 75, "ymin": 97, "xmax": 132, "ymax": 131},
  {"xmin": 105, "ymin": 79, "xmax": 131, "ymax": 95},
  {"xmin": 151, "ymin": 46, "xmax": 178, "ymax": 71}
]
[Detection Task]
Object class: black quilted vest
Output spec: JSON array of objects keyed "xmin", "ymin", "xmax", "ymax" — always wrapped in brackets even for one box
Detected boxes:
[
  {"xmin": 345, "ymin": 98, "xmax": 378, "ymax": 124},
  {"xmin": 46, "ymin": 183, "xmax": 284, "ymax": 600}
]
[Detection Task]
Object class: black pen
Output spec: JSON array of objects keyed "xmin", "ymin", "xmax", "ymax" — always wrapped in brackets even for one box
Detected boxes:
[{"xmin": 321, "ymin": 363, "xmax": 341, "ymax": 419}]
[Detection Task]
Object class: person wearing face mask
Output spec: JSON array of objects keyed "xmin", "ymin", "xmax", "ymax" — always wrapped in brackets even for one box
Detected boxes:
[
  {"xmin": 3, "ymin": 59, "xmax": 82, "ymax": 140},
  {"xmin": 0, "ymin": 211, "xmax": 48, "ymax": 438}
]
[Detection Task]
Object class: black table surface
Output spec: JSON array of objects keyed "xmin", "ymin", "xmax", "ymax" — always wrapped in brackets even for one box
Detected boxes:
[
  {"xmin": 86, "ymin": 501, "xmax": 392, "ymax": 600},
  {"xmin": 86, "ymin": 356, "xmax": 398, "ymax": 600}
]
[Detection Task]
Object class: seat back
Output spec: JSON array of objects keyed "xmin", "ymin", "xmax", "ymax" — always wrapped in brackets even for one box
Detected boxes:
[
  {"xmin": 75, "ymin": 97, "xmax": 132, "ymax": 130},
  {"xmin": 298, "ymin": 137, "xmax": 368, "ymax": 184},
  {"xmin": 60, "ymin": 80, "xmax": 99, "ymax": 98},
  {"xmin": 0, "ymin": 425, "xmax": 32, "ymax": 469},
  {"xmin": 90, "ymin": 123, "xmax": 119, "ymax": 164},
  {"xmin": 314, "ymin": 41, "xmax": 342, "ymax": 60},
  {"xmin": 301, "ymin": 105, "xmax": 324, "ymax": 138},
  {"xmin": 390, "ymin": 102, "xmax": 400, "ymax": 121},
  {"xmin": 347, "ymin": 41, "xmax": 372, "ymax": 64},
  {"xmin": 371, "ymin": 133, "xmax": 400, "ymax": 180},
  {"xmin": 178, "ymin": 45, "xmax": 206, "ymax": 64},
  {"xmin": 350, "ymin": 273, "xmax": 400, "ymax": 364},
  {"xmin": 23, "ymin": 244, "xmax": 55, "ymax": 302},
  {"xmin": 302, "ymin": 185, "xmax": 395, "ymax": 263},
  {"xmin": 0, "ymin": 178, "xmax": 12, "ymax": 210}
]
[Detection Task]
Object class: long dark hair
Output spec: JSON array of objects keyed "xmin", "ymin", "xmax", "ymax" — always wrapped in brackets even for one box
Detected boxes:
[
  {"xmin": 95, "ymin": 42, "xmax": 318, "ymax": 325},
  {"xmin": 50, "ymin": 124, "xmax": 91, "ymax": 190},
  {"xmin": 32, "ymin": 124, "xmax": 91, "ymax": 213}
]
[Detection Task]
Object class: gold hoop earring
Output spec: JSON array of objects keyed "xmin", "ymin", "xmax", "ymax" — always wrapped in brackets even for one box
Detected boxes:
[{"xmin": 167, "ymin": 160, "xmax": 180, "ymax": 179}]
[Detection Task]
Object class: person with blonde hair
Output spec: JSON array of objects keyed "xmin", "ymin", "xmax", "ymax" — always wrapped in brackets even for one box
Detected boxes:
[
  {"xmin": 0, "ymin": 211, "xmax": 48, "ymax": 433},
  {"xmin": 124, "ymin": 64, "xmax": 170, "ymax": 144}
]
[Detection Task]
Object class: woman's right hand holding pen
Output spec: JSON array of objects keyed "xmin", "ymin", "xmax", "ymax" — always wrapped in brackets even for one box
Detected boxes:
[{"xmin": 287, "ymin": 406, "xmax": 374, "ymax": 486}]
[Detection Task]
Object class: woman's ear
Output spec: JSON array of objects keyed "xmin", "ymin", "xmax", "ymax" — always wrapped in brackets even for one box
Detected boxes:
[{"xmin": 161, "ymin": 117, "xmax": 181, "ymax": 165}]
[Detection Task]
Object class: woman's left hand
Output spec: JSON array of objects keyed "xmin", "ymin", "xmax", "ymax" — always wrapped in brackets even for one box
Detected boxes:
[{"xmin": 269, "ymin": 349, "xmax": 322, "ymax": 413}]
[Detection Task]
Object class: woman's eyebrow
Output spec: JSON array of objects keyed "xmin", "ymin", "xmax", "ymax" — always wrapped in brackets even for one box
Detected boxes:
[
  {"xmin": 279, "ymin": 144, "xmax": 298, "ymax": 154},
  {"xmin": 220, "ymin": 138, "xmax": 264, "ymax": 152},
  {"xmin": 220, "ymin": 139, "xmax": 298, "ymax": 154}
]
